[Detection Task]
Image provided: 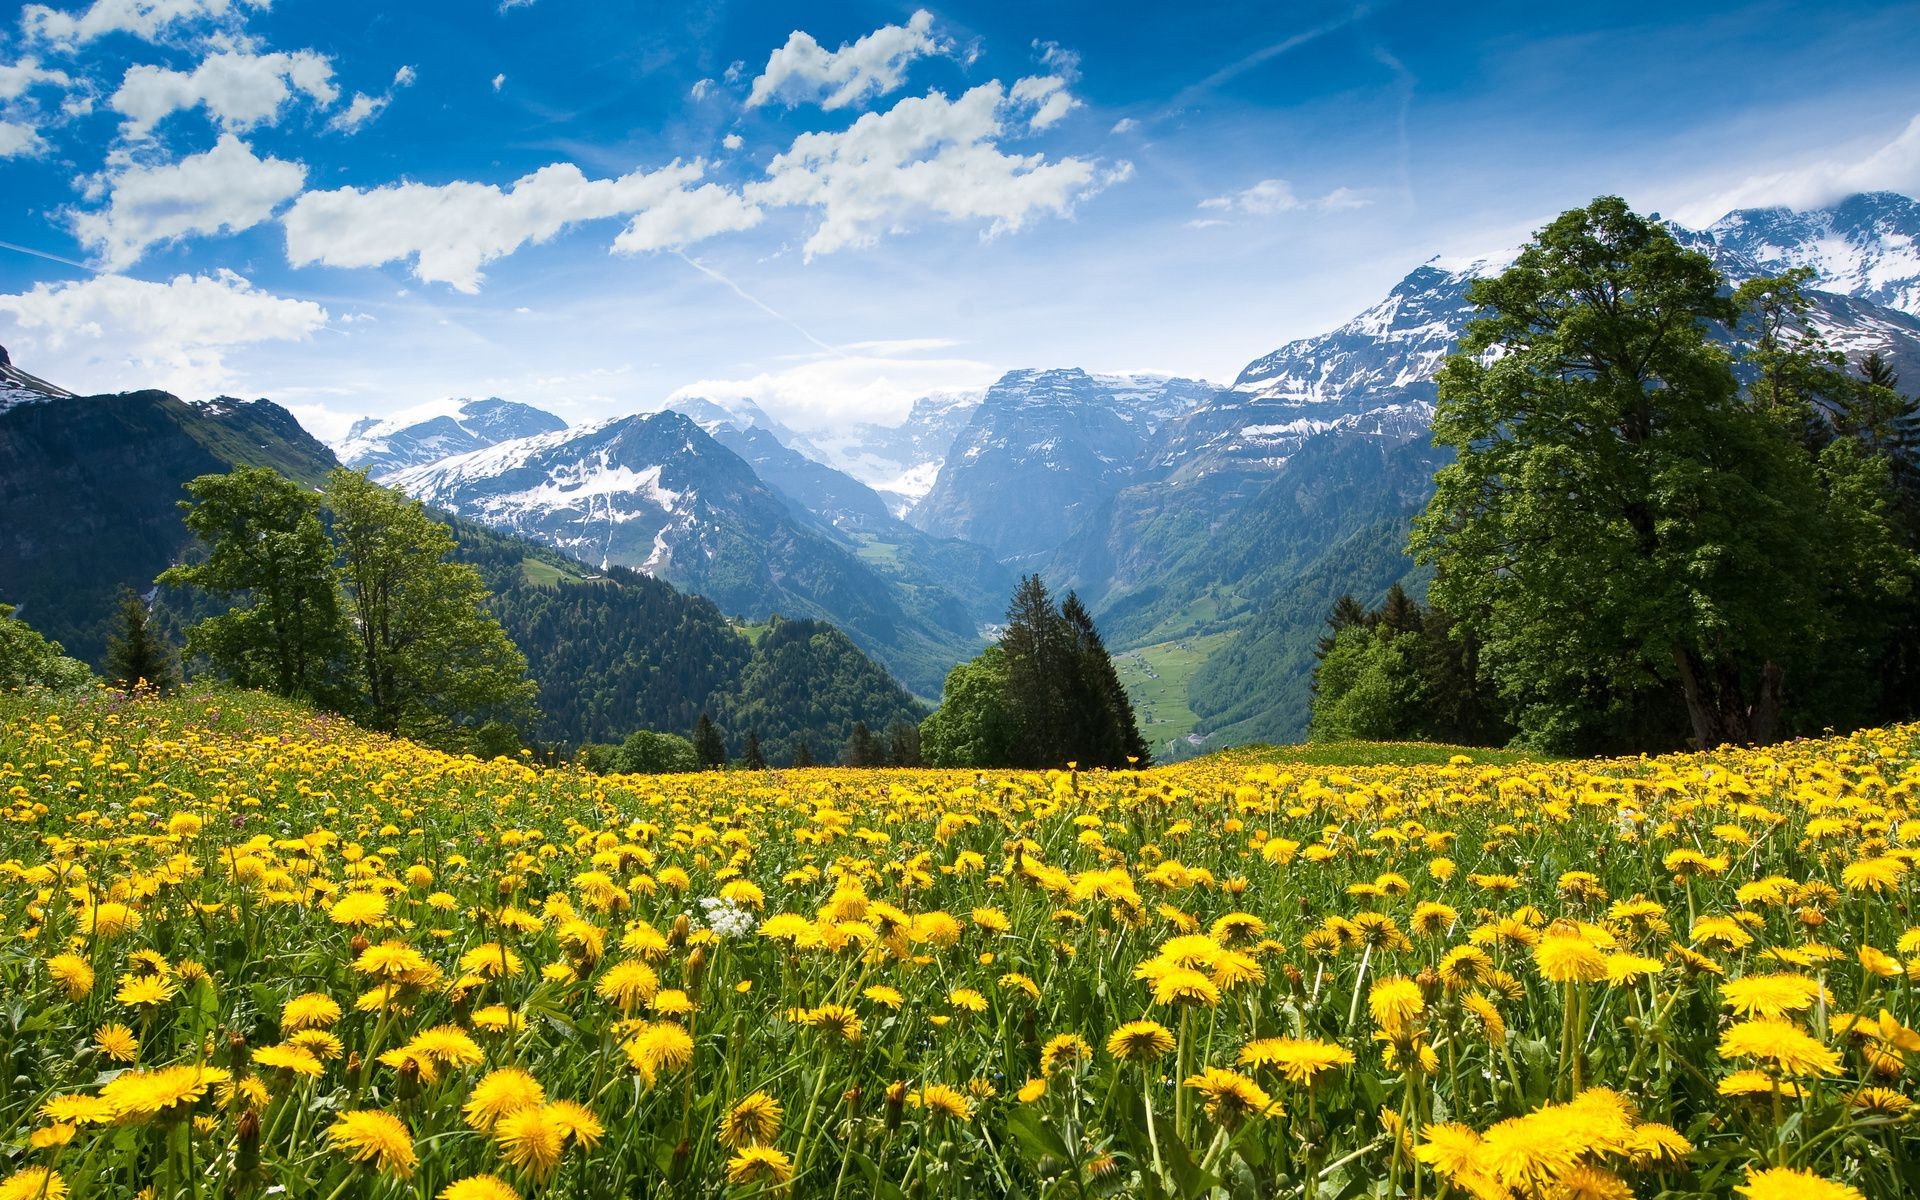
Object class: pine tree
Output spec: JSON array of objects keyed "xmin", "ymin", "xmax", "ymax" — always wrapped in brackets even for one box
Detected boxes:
[
  {"xmin": 1060, "ymin": 592, "xmax": 1150, "ymax": 767},
  {"xmin": 104, "ymin": 588, "xmax": 178, "ymax": 693},
  {"xmin": 1000, "ymin": 574, "xmax": 1075, "ymax": 766},
  {"xmin": 742, "ymin": 730, "xmax": 767, "ymax": 770},
  {"xmin": 1377, "ymin": 583, "xmax": 1424, "ymax": 636},
  {"xmin": 791, "ymin": 738, "xmax": 815, "ymax": 768},
  {"xmin": 159, "ymin": 467, "xmax": 355, "ymax": 706},
  {"xmin": 843, "ymin": 721, "xmax": 879, "ymax": 766},
  {"xmin": 1835, "ymin": 351, "xmax": 1920, "ymax": 463},
  {"xmin": 886, "ymin": 720, "xmax": 922, "ymax": 767},
  {"xmin": 693, "ymin": 712, "xmax": 726, "ymax": 769},
  {"xmin": 1316, "ymin": 593, "xmax": 1370, "ymax": 658}
]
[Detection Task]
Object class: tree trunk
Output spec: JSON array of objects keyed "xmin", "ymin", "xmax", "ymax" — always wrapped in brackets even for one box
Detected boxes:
[{"xmin": 1671, "ymin": 643, "xmax": 1785, "ymax": 749}]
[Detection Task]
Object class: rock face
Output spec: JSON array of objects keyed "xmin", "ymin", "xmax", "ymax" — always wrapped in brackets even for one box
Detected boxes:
[
  {"xmin": 338, "ymin": 397, "xmax": 567, "ymax": 475},
  {"xmin": 907, "ymin": 369, "xmax": 1216, "ymax": 561}
]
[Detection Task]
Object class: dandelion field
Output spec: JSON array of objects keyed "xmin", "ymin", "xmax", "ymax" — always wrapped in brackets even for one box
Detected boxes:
[{"xmin": 1, "ymin": 691, "xmax": 1918, "ymax": 1199}]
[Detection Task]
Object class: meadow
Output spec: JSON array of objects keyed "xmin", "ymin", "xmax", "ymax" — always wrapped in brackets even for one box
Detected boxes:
[{"xmin": 0, "ymin": 688, "xmax": 1915, "ymax": 1199}]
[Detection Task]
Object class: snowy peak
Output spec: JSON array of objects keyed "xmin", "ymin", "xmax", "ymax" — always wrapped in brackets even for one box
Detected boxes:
[
  {"xmin": 1709, "ymin": 191, "xmax": 1920, "ymax": 316},
  {"xmin": 0, "ymin": 344, "xmax": 76, "ymax": 414},
  {"xmin": 338, "ymin": 396, "xmax": 567, "ymax": 475}
]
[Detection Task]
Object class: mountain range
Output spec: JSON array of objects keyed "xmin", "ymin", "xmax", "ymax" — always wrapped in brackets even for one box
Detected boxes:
[{"xmin": 7, "ymin": 190, "xmax": 1919, "ymax": 757}]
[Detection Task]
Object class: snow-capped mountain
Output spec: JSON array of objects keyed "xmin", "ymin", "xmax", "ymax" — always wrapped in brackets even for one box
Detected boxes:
[
  {"xmin": 383, "ymin": 410, "xmax": 989, "ymax": 695},
  {"xmin": 1708, "ymin": 191, "xmax": 1920, "ymax": 317},
  {"xmin": 338, "ymin": 397, "xmax": 567, "ymax": 475},
  {"xmin": 0, "ymin": 343, "xmax": 74, "ymax": 413},
  {"xmin": 906, "ymin": 369, "xmax": 1218, "ymax": 560},
  {"xmin": 809, "ymin": 389, "xmax": 987, "ymax": 516}
]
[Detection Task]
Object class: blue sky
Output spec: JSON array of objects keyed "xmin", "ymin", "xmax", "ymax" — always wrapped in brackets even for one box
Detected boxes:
[{"xmin": 1, "ymin": 0, "xmax": 1918, "ymax": 438}]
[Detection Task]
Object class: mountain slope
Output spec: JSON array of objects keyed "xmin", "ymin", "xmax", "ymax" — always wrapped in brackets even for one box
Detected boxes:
[
  {"xmin": 910, "ymin": 368, "xmax": 1216, "ymax": 561},
  {"xmin": 339, "ymin": 397, "xmax": 567, "ymax": 474},
  {"xmin": 385, "ymin": 411, "xmax": 985, "ymax": 694},
  {"xmin": 0, "ymin": 377, "xmax": 340, "ymax": 663},
  {"xmin": 1708, "ymin": 191, "xmax": 1920, "ymax": 316}
]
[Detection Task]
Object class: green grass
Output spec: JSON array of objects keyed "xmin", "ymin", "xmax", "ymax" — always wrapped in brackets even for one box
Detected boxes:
[
  {"xmin": 732, "ymin": 620, "xmax": 771, "ymax": 645},
  {"xmin": 850, "ymin": 535, "xmax": 905, "ymax": 566},
  {"xmin": 519, "ymin": 556, "xmax": 587, "ymax": 587},
  {"xmin": 1114, "ymin": 631, "xmax": 1237, "ymax": 745}
]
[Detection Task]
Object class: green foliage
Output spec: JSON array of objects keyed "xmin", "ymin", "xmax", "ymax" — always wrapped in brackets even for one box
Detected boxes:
[
  {"xmin": 158, "ymin": 467, "xmax": 357, "ymax": 709},
  {"xmin": 103, "ymin": 588, "xmax": 179, "ymax": 693},
  {"xmin": 1412, "ymin": 197, "xmax": 1918, "ymax": 751},
  {"xmin": 921, "ymin": 646, "xmax": 1015, "ymax": 768},
  {"xmin": 740, "ymin": 730, "xmax": 768, "ymax": 770},
  {"xmin": 326, "ymin": 469, "xmax": 536, "ymax": 735},
  {"xmin": 1308, "ymin": 587, "xmax": 1509, "ymax": 745},
  {"xmin": 0, "ymin": 603, "xmax": 93, "ymax": 692},
  {"xmin": 693, "ymin": 712, "xmax": 727, "ymax": 769},
  {"xmin": 841, "ymin": 720, "xmax": 880, "ymax": 766},
  {"xmin": 617, "ymin": 729, "xmax": 700, "ymax": 774},
  {"xmin": 713, "ymin": 616, "xmax": 927, "ymax": 767},
  {"xmin": 923, "ymin": 578, "xmax": 1147, "ymax": 769}
]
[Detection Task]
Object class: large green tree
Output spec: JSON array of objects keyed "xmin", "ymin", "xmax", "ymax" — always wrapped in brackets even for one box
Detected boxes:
[
  {"xmin": 325, "ymin": 469, "xmax": 535, "ymax": 735},
  {"xmin": 159, "ymin": 467, "xmax": 355, "ymax": 705},
  {"xmin": 920, "ymin": 646, "xmax": 1015, "ymax": 768},
  {"xmin": 1412, "ymin": 197, "xmax": 1833, "ymax": 750}
]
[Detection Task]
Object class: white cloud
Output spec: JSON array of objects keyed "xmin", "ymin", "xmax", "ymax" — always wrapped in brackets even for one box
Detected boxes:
[
  {"xmin": 284, "ymin": 159, "xmax": 759, "ymax": 292},
  {"xmin": 110, "ymin": 48, "xmax": 338, "ymax": 139},
  {"xmin": 491, "ymin": 73, "xmax": 505, "ymax": 91},
  {"xmin": 748, "ymin": 9, "xmax": 946, "ymax": 111},
  {"xmin": 721, "ymin": 132, "xmax": 743, "ymax": 150},
  {"xmin": 72, "ymin": 134, "xmax": 305, "ymax": 268},
  {"xmin": 747, "ymin": 82, "xmax": 1110, "ymax": 259},
  {"xmin": 1009, "ymin": 74, "xmax": 1077, "ymax": 131},
  {"xmin": 0, "ymin": 268, "xmax": 327, "ymax": 397},
  {"xmin": 667, "ymin": 339, "xmax": 999, "ymax": 429},
  {"xmin": 1672, "ymin": 112, "xmax": 1920, "ymax": 225},
  {"xmin": 689, "ymin": 77, "xmax": 714, "ymax": 101},
  {"xmin": 0, "ymin": 120, "xmax": 48, "ymax": 157},
  {"xmin": 609, "ymin": 184, "xmax": 763, "ymax": 253},
  {"xmin": 1110, "ymin": 117, "xmax": 1138, "ymax": 134},
  {"xmin": 0, "ymin": 56, "xmax": 71, "ymax": 100},
  {"xmin": 328, "ymin": 64, "xmax": 414, "ymax": 134},
  {"xmin": 328, "ymin": 92, "xmax": 383, "ymax": 133},
  {"xmin": 1196, "ymin": 178, "xmax": 1370, "ymax": 218},
  {"xmin": 20, "ymin": 0, "xmax": 264, "ymax": 46}
]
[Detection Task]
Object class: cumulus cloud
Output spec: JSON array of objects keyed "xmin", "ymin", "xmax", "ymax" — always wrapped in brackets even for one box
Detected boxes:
[
  {"xmin": 1110, "ymin": 117, "xmax": 1138, "ymax": 134},
  {"xmin": 0, "ymin": 268, "xmax": 327, "ymax": 396},
  {"xmin": 72, "ymin": 133, "xmax": 306, "ymax": 268},
  {"xmin": 283, "ymin": 159, "xmax": 758, "ymax": 292},
  {"xmin": 21, "ymin": 0, "xmax": 265, "ymax": 46},
  {"xmin": 1673, "ymin": 112, "xmax": 1920, "ymax": 225},
  {"xmin": 0, "ymin": 120, "xmax": 49, "ymax": 157},
  {"xmin": 746, "ymin": 81, "xmax": 1111, "ymax": 259},
  {"xmin": 748, "ymin": 9, "xmax": 947, "ymax": 111},
  {"xmin": 111, "ymin": 48, "xmax": 338, "ymax": 139},
  {"xmin": 1009, "ymin": 74, "xmax": 1077, "ymax": 131},
  {"xmin": 721, "ymin": 132, "xmax": 743, "ymax": 150},
  {"xmin": 689, "ymin": 77, "xmax": 714, "ymax": 101},
  {"xmin": 491, "ymin": 73, "xmax": 505, "ymax": 91},
  {"xmin": 0, "ymin": 56, "xmax": 72, "ymax": 100},
  {"xmin": 1195, "ymin": 178, "xmax": 1369, "ymax": 220}
]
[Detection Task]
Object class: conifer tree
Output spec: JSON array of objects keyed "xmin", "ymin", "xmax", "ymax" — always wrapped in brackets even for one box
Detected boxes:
[
  {"xmin": 843, "ymin": 721, "xmax": 879, "ymax": 766},
  {"xmin": 1000, "ymin": 575, "xmax": 1075, "ymax": 766},
  {"xmin": 104, "ymin": 587, "xmax": 179, "ymax": 693},
  {"xmin": 742, "ymin": 730, "xmax": 767, "ymax": 770},
  {"xmin": 693, "ymin": 712, "xmax": 727, "ymax": 769},
  {"xmin": 1060, "ymin": 592, "xmax": 1150, "ymax": 767},
  {"xmin": 791, "ymin": 738, "xmax": 815, "ymax": 768},
  {"xmin": 886, "ymin": 720, "xmax": 922, "ymax": 767},
  {"xmin": 1316, "ymin": 594, "xmax": 1371, "ymax": 658}
]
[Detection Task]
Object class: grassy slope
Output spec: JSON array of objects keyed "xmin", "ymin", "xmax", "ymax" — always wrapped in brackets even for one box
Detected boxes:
[{"xmin": 1112, "ymin": 631, "xmax": 1237, "ymax": 748}]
